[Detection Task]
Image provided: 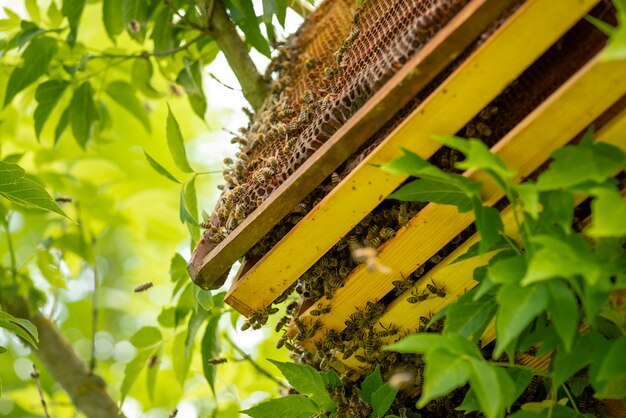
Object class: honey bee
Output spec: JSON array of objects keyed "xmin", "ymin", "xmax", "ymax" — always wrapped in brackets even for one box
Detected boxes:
[
  {"xmin": 375, "ymin": 323, "xmax": 400, "ymax": 338},
  {"xmin": 476, "ymin": 122, "xmax": 492, "ymax": 137},
  {"xmin": 275, "ymin": 316, "xmax": 290, "ymax": 332},
  {"xmin": 223, "ymin": 157, "xmax": 234, "ymax": 166},
  {"xmin": 407, "ymin": 288, "xmax": 429, "ymax": 304},
  {"xmin": 338, "ymin": 266, "xmax": 350, "ymax": 278},
  {"xmin": 430, "ymin": 254, "xmax": 442, "ymax": 263},
  {"xmin": 207, "ymin": 357, "xmax": 228, "ymax": 365},
  {"xmin": 348, "ymin": 29, "xmax": 360, "ymax": 43},
  {"xmin": 364, "ymin": 332, "xmax": 377, "ymax": 355},
  {"xmin": 426, "ymin": 279, "xmax": 446, "ymax": 298},
  {"xmin": 276, "ymin": 333, "xmax": 287, "ymax": 349},
  {"xmin": 392, "ymin": 276, "xmax": 413, "ymax": 295},
  {"xmin": 147, "ymin": 354, "xmax": 158, "ymax": 368},
  {"xmin": 354, "ymin": 354, "xmax": 368, "ymax": 363},
  {"xmin": 324, "ymin": 66, "xmax": 336, "ymax": 79},
  {"xmin": 240, "ymin": 320, "xmax": 252, "ymax": 331},
  {"xmin": 303, "ymin": 90, "xmax": 314, "ymax": 104},
  {"xmin": 304, "ymin": 57, "xmax": 320, "ymax": 69},
  {"xmin": 321, "ymin": 94, "xmax": 334, "ymax": 112},
  {"xmin": 168, "ymin": 408, "xmax": 178, "ymax": 418},
  {"xmin": 379, "ymin": 227, "xmax": 396, "ymax": 240},
  {"xmin": 235, "ymin": 151, "xmax": 248, "ymax": 161},
  {"xmin": 310, "ymin": 303, "xmax": 331, "ymax": 316},
  {"xmin": 367, "ymin": 236, "xmax": 382, "ymax": 248},
  {"xmin": 306, "ymin": 320, "xmax": 323, "ymax": 338},
  {"xmin": 342, "ymin": 346, "xmax": 356, "ymax": 360},
  {"xmin": 134, "ymin": 282, "xmax": 153, "ymax": 293}
]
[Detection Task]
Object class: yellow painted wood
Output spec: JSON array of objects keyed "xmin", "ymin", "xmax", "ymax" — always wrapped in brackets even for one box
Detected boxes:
[
  {"xmin": 297, "ymin": 52, "xmax": 626, "ymax": 345},
  {"xmin": 225, "ymin": 0, "xmax": 600, "ymax": 315}
]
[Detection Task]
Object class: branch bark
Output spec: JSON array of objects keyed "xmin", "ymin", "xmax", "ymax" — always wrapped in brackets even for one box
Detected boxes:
[
  {"xmin": 4, "ymin": 299, "xmax": 126, "ymax": 418},
  {"xmin": 204, "ymin": 0, "xmax": 269, "ymax": 111}
]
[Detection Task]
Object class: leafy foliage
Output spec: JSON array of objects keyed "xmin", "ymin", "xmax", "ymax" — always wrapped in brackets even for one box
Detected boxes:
[{"xmin": 382, "ymin": 133, "xmax": 626, "ymax": 418}]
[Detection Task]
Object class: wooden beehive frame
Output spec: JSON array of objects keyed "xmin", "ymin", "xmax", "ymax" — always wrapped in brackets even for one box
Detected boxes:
[
  {"xmin": 223, "ymin": 0, "xmax": 609, "ymax": 315},
  {"xmin": 189, "ymin": 0, "xmax": 626, "ymax": 377}
]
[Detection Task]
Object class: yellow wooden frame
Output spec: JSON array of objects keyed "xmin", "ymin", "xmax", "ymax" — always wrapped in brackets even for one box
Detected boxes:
[{"xmin": 225, "ymin": 0, "xmax": 601, "ymax": 315}]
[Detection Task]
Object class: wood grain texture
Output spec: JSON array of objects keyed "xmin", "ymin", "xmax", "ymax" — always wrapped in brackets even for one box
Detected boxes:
[
  {"xmin": 189, "ymin": 0, "xmax": 519, "ymax": 290},
  {"xmin": 225, "ymin": 0, "xmax": 601, "ymax": 316}
]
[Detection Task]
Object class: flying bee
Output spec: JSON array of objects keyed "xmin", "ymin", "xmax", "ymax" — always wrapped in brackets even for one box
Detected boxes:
[
  {"xmin": 207, "ymin": 357, "xmax": 228, "ymax": 365},
  {"xmin": 217, "ymin": 184, "xmax": 224, "ymax": 191},
  {"xmin": 275, "ymin": 316, "xmax": 290, "ymax": 332},
  {"xmin": 426, "ymin": 279, "xmax": 446, "ymax": 298},
  {"xmin": 306, "ymin": 320, "xmax": 323, "ymax": 338},
  {"xmin": 134, "ymin": 282, "xmax": 153, "ymax": 293},
  {"xmin": 407, "ymin": 288, "xmax": 429, "ymax": 304},
  {"xmin": 379, "ymin": 227, "xmax": 395, "ymax": 240}
]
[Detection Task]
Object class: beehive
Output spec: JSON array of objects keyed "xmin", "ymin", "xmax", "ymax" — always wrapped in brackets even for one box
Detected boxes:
[{"xmin": 189, "ymin": 0, "xmax": 626, "ymax": 384}]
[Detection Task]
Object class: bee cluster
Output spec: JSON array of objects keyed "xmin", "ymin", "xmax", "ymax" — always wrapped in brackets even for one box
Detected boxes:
[
  {"xmin": 202, "ymin": 0, "xmax": 619, "ymax": 416},
  {"xmin": 202, "ymin": 0, "xmax": 469, "ymax": 246}
]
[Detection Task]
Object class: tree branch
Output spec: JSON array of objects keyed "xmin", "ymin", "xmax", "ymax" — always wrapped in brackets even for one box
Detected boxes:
[
  {"xmin": 203, "ymin": 0, "xmax": 269, "ymax": 111},
  {"xmin": 4, "ymin": 299, "xmax": 126, "ymax": 418}
]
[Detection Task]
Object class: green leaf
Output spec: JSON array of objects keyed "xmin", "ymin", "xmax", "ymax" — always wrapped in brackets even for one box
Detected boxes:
[
  {"xmin": 102, "ymin": 0, "xmax": 124, "ymax": 41},
  {"xmin": 166, "ymin": 106, "xmax": 194, "ymax": 173},
  {"xmin": 150, "ymin": 8, "xmax": 174, "ymax": 51},
  {"xmin": 17, "ymin": 21, "xmax": 47, "ymax": 48},
  {"xmin": 34, "ymin": 79, "xmax": 69, "ymax": 139},
  {"xmin": 36, "ymin": 247, "xmax": 66, "ymax": 288},
  {"xmin": 467, "ymin": 358, "xmax": 511, "ymax": 418},
  {"xmin": 226, "ymin": 0, "xmax": 271, "ymax": 57},
  {"xmin": 61, "ymin": 0, "xmax": 86, "ymax": 46},
  {"xmin": 194, "ymin": 288, "xmax": 213, "ymax": 311},
  {"xmin": 201, "ymin": 314, "xmax": 221, "ymax": 396},
  {"xmin": 170, "ymin": 252, "xmax": 189, "ymax": 297},
  {"xmin": 55, "ymin": 106, "xmax": 70, "ymax": 145},
  {"xmin": 0, "ymin": 161, "xmax": 67, "ymax": 217},
  {"xmin": 546, "ymin": 281, "xmax": 578, "ymax": 352},
  {"xmin": 69, "ymin": 82, "xmax": 99, "ymax": 148},
  {"xmin": 381, "ymin": 148, "xmax": 442, "ymax": 177},
  {"xmin": 389, "ymin": 177, "xmax": 476, "ymax": 213},
  {"xmin": 47, "ymin": 1, "xmax": 64, "ymax": 28},
  {"xmin": 436, "ymin": 136, "xmax": 514, "ymax": 186},
  {"xmin": 599, "ymin": 1, "xmax": 626, "ymax": 62},
  {"xmin": 588, "ymin": 186, "xmax": 626, "ymax": 237},
  {"xmin": 132, "ymin": 58, "xmax": 161, "ymax": 98},
  {"xmin": 594, "ymin": 337, "xmax": 626, "ymax": 398},
  {"xmin": 444, "ymin": 290, "xmax": 496, "ymax": 342},
  {"xmin": 384, "ymin": 333, "xmax": 450, "ymax": 354},
  {"xmin": 370, "ymin": 383, "xmax": 398, "ymax": 417},
  {"xmin": 269, "ymin": 360, "xmax": 333, "ymax": 409},
  {"xmin": 182, "ymin": 176, "xmax": 198, "ymax": 224},
  {"xmin": 129, "ymin": 326, "xmax": 162, "ymax": 347},
  {"xmin": 473, "ymin": 199, "xmax": 504, "ymax": 253},
  {"xmin": 185, "ymin": 307, "xmax": 209, "ymax": 355},
  {"xmin": 146, "ymin": 346, "xmax": 161, "ymax": 402},
  {"xmin": 4, "ymin": 37, "xmax": 58, "ymax": 107},
  {"xmin": 241, "ymin": 395, "xmax": 319, "ymax": 418},
  {"xmin": 143, "ymin": 151, "xmax": 180, "ymax": 183},
  {"xmin": 0, "ymin": 346, "xmax": 6, "ymax": 354},
  {"xmin": 176, "ymin": 59, "xmax": 207, "ymax": 120},
  {"xmin": 418, "ymin": 349, "xmax": 471, "ymax": 407},
  {"xmin": 488, "ymin": 253, "xmax": 526, "ymax": 284},
  {"xmin": 0, "ymin": 311, "xmax": 39, "ymax": 348},
  {"xmin": 357, "ymin": 364, "xmax": 384, "ymax": 404},
  {"xmin": 522, "ymin": 235, "xmax": 601, "ymax": 285},
  {"xmin": 172, "ymin": 330, "xmax": 192, "ymax": 387},
  {"xmin": 105, "ymin": 81, "xmax": 151, "ymax": 132},
  {"xmin": 537, "ymin": 140, "xmax": 625, "ymax": 191},
  {"xmin": 321, "ymin": 369, "xmax": 341, "ymax": 388},
  {"xmin": 123, "ymin": 0, "xmax": 147, "ymax": 41},
  {"xmin": 120, "ymin": 348, "xmax": 151, "ymax": 404},
  {"xmin": 495, "ymin": 283, "xmax": 549, "ymax": 357},
  {"xmin": 25, "ymin": 0, "xmax": 41, "ymax": 23},
  {"xmin": 552, "ymin": 333, "xmax": 594, "ymax": 390},
  {"xmin": 515, "ymin": 183, "xmax": 540, "ymax": 219}
]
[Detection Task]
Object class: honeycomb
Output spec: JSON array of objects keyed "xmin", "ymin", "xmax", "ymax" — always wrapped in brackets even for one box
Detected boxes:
[{"xmin": 202, "ymin": 0, "xmax": 471, "ymax": 250}]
